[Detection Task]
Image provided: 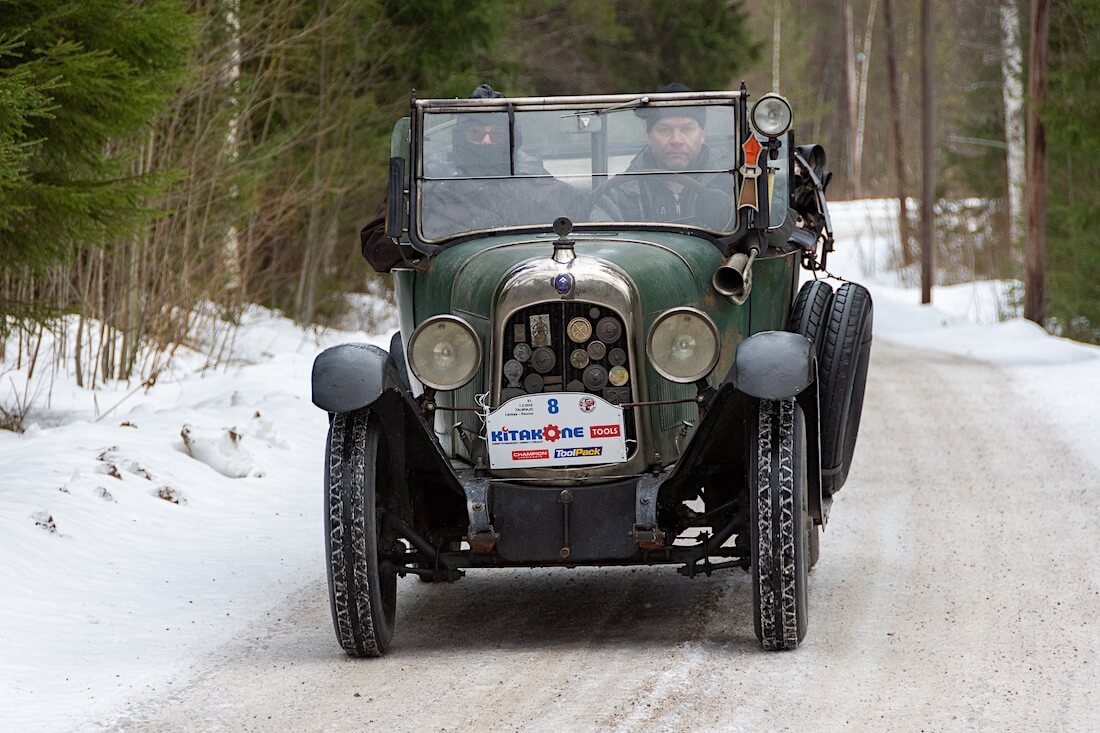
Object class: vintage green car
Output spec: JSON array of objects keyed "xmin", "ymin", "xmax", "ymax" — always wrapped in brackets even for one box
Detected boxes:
[{"xmin": 311, "ymin": 87, "xmax": 872, "ymax": 655}]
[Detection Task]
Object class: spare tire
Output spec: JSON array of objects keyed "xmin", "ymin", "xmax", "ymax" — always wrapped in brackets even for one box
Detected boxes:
[
  {"xmin": 788, "ymin": 280, "xmax": 834, "ymax": 358},
  {"xmin": 818, "ymin": 282, "xmax": 873, "ymax": 496}
]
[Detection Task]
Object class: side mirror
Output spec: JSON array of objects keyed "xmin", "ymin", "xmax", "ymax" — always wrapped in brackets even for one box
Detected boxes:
[{"xmin": 385, "ymin": 157, "xmax": 406, "ymax": 239}]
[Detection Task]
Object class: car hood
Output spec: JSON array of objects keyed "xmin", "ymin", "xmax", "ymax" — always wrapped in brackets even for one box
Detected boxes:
[{"xmin": 422, "ymin": 232, "xmax": 727, "ymax": 321}]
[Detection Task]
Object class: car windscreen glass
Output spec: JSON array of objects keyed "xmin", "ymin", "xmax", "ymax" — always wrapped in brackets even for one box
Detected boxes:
[{"xmin": 417, "ymin": 101, "xmax": 739, "ymax": 242}]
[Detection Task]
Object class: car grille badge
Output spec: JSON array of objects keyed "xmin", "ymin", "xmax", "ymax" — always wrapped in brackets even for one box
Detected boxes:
[{"xmin": 552, "ymin": 272, "xmax": 574, "ymax": 295}]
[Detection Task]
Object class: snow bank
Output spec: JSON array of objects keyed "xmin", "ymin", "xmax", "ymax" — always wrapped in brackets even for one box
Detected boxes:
[
  {"xmin": 828, "ymin": 199, "xmax": 1100, "ymax": 470},
  {"xmin": 0, "ymin": 302, "xmax": 396, "ymax": 730}
]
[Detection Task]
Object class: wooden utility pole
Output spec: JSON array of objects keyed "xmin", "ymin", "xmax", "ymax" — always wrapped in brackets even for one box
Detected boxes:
[
  {"xmin": 1025, "ymin": 0, "xmax": 1049, "ymax": 324},
  {"xmin": 883, "ymin": 0, "xmax": 912, "ymax": 265},
  {"xmin": 920, "ymin": 0, "xmax": 934, "ymax": 304}
]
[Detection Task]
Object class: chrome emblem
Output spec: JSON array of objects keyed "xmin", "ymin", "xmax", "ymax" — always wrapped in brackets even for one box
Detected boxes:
[{"xmin": 552, "ymin": 273, "xmax": 574, "ymax": 295}]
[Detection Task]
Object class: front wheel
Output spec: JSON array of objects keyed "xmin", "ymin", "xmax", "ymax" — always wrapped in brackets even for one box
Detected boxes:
[
  {"xmin": 325, "ymin": 409, "xmax": 398, "ymax": 657},
  {"xmin": 750, "ymin": 398, "xmax": 810, "ymax": 650}
]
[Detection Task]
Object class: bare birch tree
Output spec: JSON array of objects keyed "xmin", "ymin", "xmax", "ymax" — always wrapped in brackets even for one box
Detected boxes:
[
  {"xmin": 1000, "ymin": 0, "xmax": 1026, "ymax": 251},
  {"xmin": 882, "ymin": 0, "xmax": 912, "ymax": 265},
  {"xmin": 854, "ymin": 0, "xmax": 879, "ymax": 205},
  {"xmin": 844, "ymin": 0, "xmax": 860, "ymax": 196}
]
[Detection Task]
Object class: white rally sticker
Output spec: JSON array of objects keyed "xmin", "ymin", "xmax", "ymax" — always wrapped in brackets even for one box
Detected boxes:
[{"xmin": 485, "ymin": 393, "xmax": 628, "ymax": 469}]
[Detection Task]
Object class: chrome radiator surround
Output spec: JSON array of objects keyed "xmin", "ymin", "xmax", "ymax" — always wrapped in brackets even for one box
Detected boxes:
[{"xmin": 487, "ymin": 255, "xmax": 654, "ymax": 481}]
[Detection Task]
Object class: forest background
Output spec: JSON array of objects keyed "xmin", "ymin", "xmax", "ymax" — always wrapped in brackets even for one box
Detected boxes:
[{"xmin": 1, "ymin": 0, "xmax": 1097, "ymax": 402}]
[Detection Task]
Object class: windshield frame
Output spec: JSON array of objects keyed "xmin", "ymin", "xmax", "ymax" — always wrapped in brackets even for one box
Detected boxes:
[{"xmin": 407, "ymin": 90, "xmax": 750, "ymax": 254}]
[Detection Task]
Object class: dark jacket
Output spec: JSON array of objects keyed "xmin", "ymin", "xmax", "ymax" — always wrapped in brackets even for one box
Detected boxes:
[
  {"xmin": 420, "ymin": 149, "xmax": 584, "ymax": 241},
  {"xmin": 589, "ymin": 144, "xmax": 735, "ymax": 231}
]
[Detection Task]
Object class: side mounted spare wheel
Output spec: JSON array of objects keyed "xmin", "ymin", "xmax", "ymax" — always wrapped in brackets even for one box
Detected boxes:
[
  {"xmin": 787, "ymin": 279, "xmax": 833, "ymax": 568},
  {"xmin": 325, "ymin": 408, "xmax": 399, "ymax": 657},
  {"xmin": 788, "ymin": 279, "xmax": 834, "ymax": 358},
  {"xmin": 818, "ymin": 282, "xmax": 873, "ymax": 496}
]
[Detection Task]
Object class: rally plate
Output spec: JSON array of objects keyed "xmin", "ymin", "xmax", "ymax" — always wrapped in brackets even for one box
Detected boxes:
[{"xmin": 486, "ymin": 393, "xmax": 628, "ymax": 469}]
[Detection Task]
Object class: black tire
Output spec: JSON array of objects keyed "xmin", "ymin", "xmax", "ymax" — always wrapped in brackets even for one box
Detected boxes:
[
  {"xmin": 818, "ymin": 282, "xmax": 873, "ymax": 496},
  {"xmin": 325, "ymin": 409, "xmax": 398, "ymax": 657},
  {"xmin": 789, "ymin": 280, "xmax": 833, "ymax": 570},
  {"xmin": 788, "ymin": 279, "xmax": 834, "ymax": 358},
  {"xmin": 750, "ymin": 398, "xmax": 810, "ymax": 651}
]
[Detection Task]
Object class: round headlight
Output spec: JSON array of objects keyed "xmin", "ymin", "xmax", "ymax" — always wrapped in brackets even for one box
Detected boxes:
[
  {"xmin": 647, "ymin": 308, "xmax": 720, "ymax": 383},
  {"xmin": 408, "ymin": 315, "xmax": 481, "ymax": 390},
  {"xmin": 751, "ymin": 94, "xmax": 792, "ymax": 137}
]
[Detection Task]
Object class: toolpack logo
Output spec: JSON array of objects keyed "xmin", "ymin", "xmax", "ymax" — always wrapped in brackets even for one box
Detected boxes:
[
  {"xmin": 553, "ymin": 446, "xmax": 603, "ymax": 459},
  {"xmin": 589, "ymin": 424, "xmax": 621, "ymax": 438}
]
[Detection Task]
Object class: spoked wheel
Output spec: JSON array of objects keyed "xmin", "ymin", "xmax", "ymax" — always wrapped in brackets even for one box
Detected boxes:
[
  {"xmin": 324, "ymin": 408, "xmax": 399, "ymax": 657},
  {"xmin": 750, "ymin": 398, "xmax": 810, "ymax": 651}
]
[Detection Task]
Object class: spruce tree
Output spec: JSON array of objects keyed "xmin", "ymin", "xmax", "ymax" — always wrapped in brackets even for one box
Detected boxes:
[{"xmin": 0, "ymin": 0, "xmax": 193, "ymax": 272}]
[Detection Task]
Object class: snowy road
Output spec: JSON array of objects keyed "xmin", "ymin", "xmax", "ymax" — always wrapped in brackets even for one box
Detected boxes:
[{"xmin": 102, "ymin": 339, "xmax": 1100, "ymax": 732}]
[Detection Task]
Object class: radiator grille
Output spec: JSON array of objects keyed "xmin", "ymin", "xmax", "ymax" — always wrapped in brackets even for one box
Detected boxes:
[{"xmin": 499, "ymin": 302, "xmax": 636, "ymax": 444}]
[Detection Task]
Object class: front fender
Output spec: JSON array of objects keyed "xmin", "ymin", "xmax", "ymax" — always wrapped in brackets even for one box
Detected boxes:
[
  {"xmin": 311, "ymin": 343, "xmax": 406, "ymax": 414},
  {"xmin": 312, "ymin": 342, "xmax": 468, "ymax": 517},
  {"xmin": 733, "ymin": 330, "xmax": 814, "ymax": 399},
  {"xmin": 660, "ymin": 329, "xmax": 824, "ymax": 523}
]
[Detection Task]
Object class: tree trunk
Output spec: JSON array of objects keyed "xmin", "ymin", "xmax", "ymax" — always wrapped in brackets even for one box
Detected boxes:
[
  {"xmin": 844, "ymin": 0, "xmax": 860, "ymax": 197},
  {"xmin": 772, "ymin": 0, "xmax": 782, "ymax": 91},
  {"xmin": 883, "ymin": 0, "xmax": 912, "ymax": 265},
  {"xmin": 224, "ymin": 0, "xmax": 243, "ymax": 302},
  {"xmin": 920, "ymin": 0, "xmax": 934, "ymax": 304},
  {"xmin": 855, "ymin": 0, "xmax": 879, "ymax": 206},
  {"xmin": 1001, "ymin": 0, "xmax": 1026, "ymax": 252},
  {"xmin": 1025, "ymin": 0, "xmax": 1049, "ymax": 325}
]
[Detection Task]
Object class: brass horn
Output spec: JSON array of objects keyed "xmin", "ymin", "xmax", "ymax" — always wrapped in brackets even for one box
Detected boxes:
[{"xmin": 712, "ymin": 247, "xmax": 759, "ymax": 305}]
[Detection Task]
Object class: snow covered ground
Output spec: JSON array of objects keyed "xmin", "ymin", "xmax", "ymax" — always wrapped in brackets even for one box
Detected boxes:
[{"xmin": 2, "ymin": 199, "xmax": 1097, "ymax": 731}]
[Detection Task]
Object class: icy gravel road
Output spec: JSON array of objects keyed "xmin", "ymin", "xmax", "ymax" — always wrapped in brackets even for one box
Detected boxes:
[{"xmin": 102, "ymin": 340, "xmax": 1100, "ymax": 732}]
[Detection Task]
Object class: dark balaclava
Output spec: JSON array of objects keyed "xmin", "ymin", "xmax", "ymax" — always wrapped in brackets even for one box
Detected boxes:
[{"xmin": 453, "ymin": 83, "xmax": 511, "ymax": 177}]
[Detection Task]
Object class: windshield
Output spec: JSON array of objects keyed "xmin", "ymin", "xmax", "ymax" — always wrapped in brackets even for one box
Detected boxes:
[{"xmin": 416, "ymin": 98, "xmax": 740, "ymax": 242}]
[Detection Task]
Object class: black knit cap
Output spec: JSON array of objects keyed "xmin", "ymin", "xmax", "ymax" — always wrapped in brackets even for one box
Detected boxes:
[
  {"xmin": 637, "ymin": 82, "xmax": 706, "ymax": 130},
  {"xmin": 468, "ymin": 83, "xmax": 504, "ymax": 100},
  {"xmin": 457, "ymin": 83, "xmax": 506, "ymax": 129}
]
